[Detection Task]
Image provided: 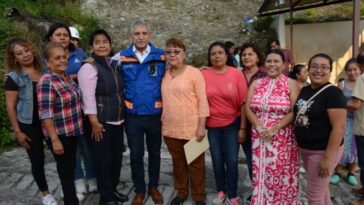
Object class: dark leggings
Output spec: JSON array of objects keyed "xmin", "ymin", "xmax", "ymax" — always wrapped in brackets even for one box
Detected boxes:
[
  {"xmin": 46, "ymin": 136, "xmax": 79, "ymax": 205},
  {"xmin": 19, "ymin": 122, "xmax": 49, "ymax": 192}
]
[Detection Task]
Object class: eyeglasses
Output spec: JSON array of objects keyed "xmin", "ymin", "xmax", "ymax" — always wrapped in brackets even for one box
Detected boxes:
[
  {"xmin": 309, "ymin": 64, "xmax": 330, "ymax": 72},
  {"xmin": 165, "ymin": 50, "xmax": 183, "ymax": 56}
]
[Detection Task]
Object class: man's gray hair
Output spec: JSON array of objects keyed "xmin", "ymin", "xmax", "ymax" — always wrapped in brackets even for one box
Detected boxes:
[{"xmin": 129, "ymin": 19, "xmax": 151, "ymax": 34}]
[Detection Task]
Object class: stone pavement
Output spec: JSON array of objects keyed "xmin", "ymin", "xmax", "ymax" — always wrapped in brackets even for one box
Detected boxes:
[{"xmin": 0, "ymin": 139, "xmax": 361, "ymax": 205}]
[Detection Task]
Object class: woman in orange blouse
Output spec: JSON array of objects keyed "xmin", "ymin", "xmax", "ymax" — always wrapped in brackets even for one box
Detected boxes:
[{"xmin": 161, "ymin": 38, "xmax": 209, "ymax": 205}]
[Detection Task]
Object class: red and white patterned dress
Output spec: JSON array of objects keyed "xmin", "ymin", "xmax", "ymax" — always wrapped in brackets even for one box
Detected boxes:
[{"xmin": 250, "ymin": 75, "xmax": 299, "ymax": 205}]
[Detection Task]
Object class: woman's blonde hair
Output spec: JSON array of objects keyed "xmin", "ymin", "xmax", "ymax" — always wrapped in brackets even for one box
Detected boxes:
[{"xmin": 4, "ymin": 38, "xmax": 42, "ymax": 73}]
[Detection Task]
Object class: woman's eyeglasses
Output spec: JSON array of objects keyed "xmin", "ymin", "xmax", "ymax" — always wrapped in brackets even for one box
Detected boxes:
[
  {"xmin": 165, "ymin": 50, "xmax": 182, "ymax": 56},
  {"xmin": 309, "ymin": 64, "xmax": 330, "ymax": 72}
]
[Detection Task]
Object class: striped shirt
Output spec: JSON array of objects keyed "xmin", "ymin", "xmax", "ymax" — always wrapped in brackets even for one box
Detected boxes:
[{"xmin": 37, "ymin": 72, "xmax": 83, "ymax": 137}]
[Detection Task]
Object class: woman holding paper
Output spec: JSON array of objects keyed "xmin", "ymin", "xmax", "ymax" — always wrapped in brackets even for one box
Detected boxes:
[
  {"xmin": 201, "ymin": 41, "xmax": 248, "ymax": 205},
  {"xmin": 246, "ymin": 49, "xmax": 300, "ymax": 204},
  {"xmin": 161, "ymin": 38, "xmax": 210, "ymax": 205}
]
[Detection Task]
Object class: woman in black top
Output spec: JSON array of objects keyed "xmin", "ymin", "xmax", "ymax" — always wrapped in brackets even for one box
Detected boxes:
[
  {"xmin": 294, "ymin": 53, "xmax": 346, "ymax": 205},
  {"xmin": 4, "ymin": 38, "xmax": 57, "ymax": 205}
]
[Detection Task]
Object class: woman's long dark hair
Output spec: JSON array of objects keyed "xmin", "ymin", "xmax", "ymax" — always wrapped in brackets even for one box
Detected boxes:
[
  {"xmin": 45, "ymin": 22, "xmax": 75, "ymax": 52},
  {"xmin": 207, "ymin": 41, "xmax": 235, "ymax": 67},
  {"xmin": 240, "ymin": 42, "xmax": 265, "ymax": 68},
  {"xmin": 289, "ymin": 64, "xmax": 305, "ymax": 80},
  {"xmin": 89, "ymin": 29, "xmax": 114, "ymax": 56}
]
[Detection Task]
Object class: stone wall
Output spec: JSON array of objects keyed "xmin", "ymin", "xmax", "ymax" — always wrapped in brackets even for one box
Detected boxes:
[{"xmin": 81, "ymin": 0, "xmax": 261, "ymax": 66}]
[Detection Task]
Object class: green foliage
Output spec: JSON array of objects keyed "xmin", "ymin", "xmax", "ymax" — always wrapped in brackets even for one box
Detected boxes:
[
  {"xmin": 288, "ymin": 1, "xmax": 364, "ymax": 24},
  {"xmin": 0, "ymin": 0, "xmax": 99, "ymax": 50},
  {"xmin": 252, "ymin": 16, "xmax": 275, "ymax": 32},
  {"xmin": 0, "ymin": 0, "xmax": 100, "ymax": 150},
  {"xmin": 244, "ymin": 16, "xmax": 277, "ymax": 53},
  {"xmin": 0, "ymin": 71, "xmax": 15, "ymax": 150}
]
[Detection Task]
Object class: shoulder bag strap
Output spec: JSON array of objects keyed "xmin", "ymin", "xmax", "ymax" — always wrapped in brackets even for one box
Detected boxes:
[{"xmin": 294, "ymin": 84, "xmax": 334, "ymax": 124}]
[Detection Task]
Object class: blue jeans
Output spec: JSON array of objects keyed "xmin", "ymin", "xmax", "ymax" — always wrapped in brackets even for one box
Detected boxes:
[
  {"xmin": 74, "ymin": 134, "xmax": 96, "ymax": 180},
  {"xmin": 74, "ymin": 118, "xmax": 95, "ymax": 180},
  {"xmin": 355, "ymin": 136, "xmax": 364, "ymax": 187},
  {"xmin": 125, "ymin": 113, "xmax": 162, "ymax": 193},
  {"xmin": 241, "ymin": 124, "xmax": 253, "ymax": 181},
  {"xmin": 207, "ymin": 118, "xmax": 240, "ymax": 199}
]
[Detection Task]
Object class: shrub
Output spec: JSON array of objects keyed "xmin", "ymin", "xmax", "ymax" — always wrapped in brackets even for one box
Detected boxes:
[{"xmin": 0, "ymin": 0, "xmax": 100, "ymax": 151}]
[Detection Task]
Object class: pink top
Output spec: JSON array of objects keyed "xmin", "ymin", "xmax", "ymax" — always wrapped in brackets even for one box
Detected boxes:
[
  {"xmin": 201, "ymin": 66, "xmax": 248, "ymax": 127},
  {"xmin": 78, "ymin": 63, "xmax": 97, "ymax": 115},
  {"xmin": 78, "ymin": 62, "xmax": 123, "ymax": 124},
  {"xmin": 161, "ymin": 65, "xmax": 210, "ymax": 140}
]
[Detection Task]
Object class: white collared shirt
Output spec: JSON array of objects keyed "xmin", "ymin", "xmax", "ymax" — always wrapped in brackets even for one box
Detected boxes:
[
  {"xmin": 112, "ymin": 45, "xmax": 151, "ymax": 63},
  {"xmin": 133, "ymin": 45, "xmax": 150, "ymax": 63}
]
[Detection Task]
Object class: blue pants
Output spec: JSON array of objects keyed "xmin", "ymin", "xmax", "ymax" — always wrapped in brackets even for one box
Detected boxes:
[
  {"xmin": 74, "ymin": 133, "xmax": 95, "ymax": 180},
  {"xmin": 125, "ymin": 113, "xmax": 162, "ymax": 193},
  {"xmin": 207, "ymin": 118, "xmax": 240, "ymax": 199},
  {"xmin": 241, "ymin": 124, "xmax": 253, "ymax": 181}
]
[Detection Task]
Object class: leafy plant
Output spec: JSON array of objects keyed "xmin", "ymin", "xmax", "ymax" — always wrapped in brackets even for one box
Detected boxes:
[
  {"xmin": 0, "ymin": 0, "xmax": 100, "ymax": 151},
  {"xmin": 0, "ymin": 69, "xmax": 16, "ymax": 150},
  {"xmin": 241, "ymin": 16, "xmax": 277, "ymax": 53},
  {"xmin": 287, "ymin": 1, "xmax": 364, "ymax": 24}
]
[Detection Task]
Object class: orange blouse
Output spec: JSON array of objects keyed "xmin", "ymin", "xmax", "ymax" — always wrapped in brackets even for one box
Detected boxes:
[{"xmin": 161, "ymin": 65, "xmax": 210, "ymax": 140}]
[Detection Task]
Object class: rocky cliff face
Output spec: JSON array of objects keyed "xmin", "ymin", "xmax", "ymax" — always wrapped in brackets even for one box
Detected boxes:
[{"xmin": 81, "ymin": 0, "xmax": 261, "ymax": 66}]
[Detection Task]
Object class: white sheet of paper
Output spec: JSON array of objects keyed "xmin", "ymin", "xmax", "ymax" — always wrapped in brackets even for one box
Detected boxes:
[{"xmin": 183, "ymin": 136, "xmax": 209, "ymax": 165}]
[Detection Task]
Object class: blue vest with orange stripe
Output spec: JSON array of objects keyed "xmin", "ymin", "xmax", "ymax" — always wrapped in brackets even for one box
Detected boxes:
[{"xmin": 119, "ymin": 43, "xmax": 165, "ymax": 115}]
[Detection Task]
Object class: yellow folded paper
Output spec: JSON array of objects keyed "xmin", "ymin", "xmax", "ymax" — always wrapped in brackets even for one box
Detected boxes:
[{"xmin": 183, "ymin": 136, "xmax": 209, "ymax": 164}]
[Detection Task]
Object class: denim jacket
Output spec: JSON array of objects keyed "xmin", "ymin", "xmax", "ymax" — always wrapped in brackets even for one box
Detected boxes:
[{"xmin": 7, "ymin": 70, "xmax": 34, "ymax": 124}]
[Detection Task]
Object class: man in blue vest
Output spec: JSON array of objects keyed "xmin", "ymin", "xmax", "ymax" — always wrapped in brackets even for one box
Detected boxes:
[{"xmin": 114, "ymin": 19, "xmax": 165, "ymax": 205}]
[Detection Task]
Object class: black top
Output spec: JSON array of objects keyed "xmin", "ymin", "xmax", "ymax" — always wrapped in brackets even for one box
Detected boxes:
[
  {"xmin": 294, "ymin": 83, "xmax": 346, "ymax": 150},
  {"xmin": 5, "ymin": 77, "xmax": 39, "ymax": 123}
]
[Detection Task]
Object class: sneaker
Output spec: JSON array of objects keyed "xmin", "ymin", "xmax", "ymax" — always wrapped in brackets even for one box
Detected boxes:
[
  {"xmin": 75, "ymin": 179, "xmax": 87, "ymax": 194},
  {"xmin": 77, "ymin": 192, "xmax": 85, "ymax": 201},
  {"xmin": 299, "ymin": 167, "xmax": 306, "ymax": 173},
  {"xmin": 212, "ymin": 191, "xmax": 226, "ymax": 205},
  {"xmin": 352, "ymin": 187, "xmax": 364, "ymax": 197},
  {"xmin": 226, "ymin": 197, "xmax": 240, "ymax": 205},
  {"xmin": 114, "ymin": 190, "xmax": 129, "ymax": 203},
  {"xmin": 42, "ymin": 194, "xmax": 58, "ymax": 205},
  {"xmin": 123, "ymin": 147, "xmax": 130, "ymax": 157},
  {"xmin": 330, "ymin": 173, "xmax": 340, "ymax": 185},
  {"xmin": 348, "ymin": 173, "xmax": 359, "ymax": 186},
  {"xmin": 88, "ymin": 178, "xmax": 98, "ymax": 192}
]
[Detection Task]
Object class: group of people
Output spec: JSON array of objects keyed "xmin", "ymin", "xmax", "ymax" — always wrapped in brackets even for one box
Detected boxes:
[{"xmin": 4, "ymin": 18, "xmax": 364, "ymax": 205}]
